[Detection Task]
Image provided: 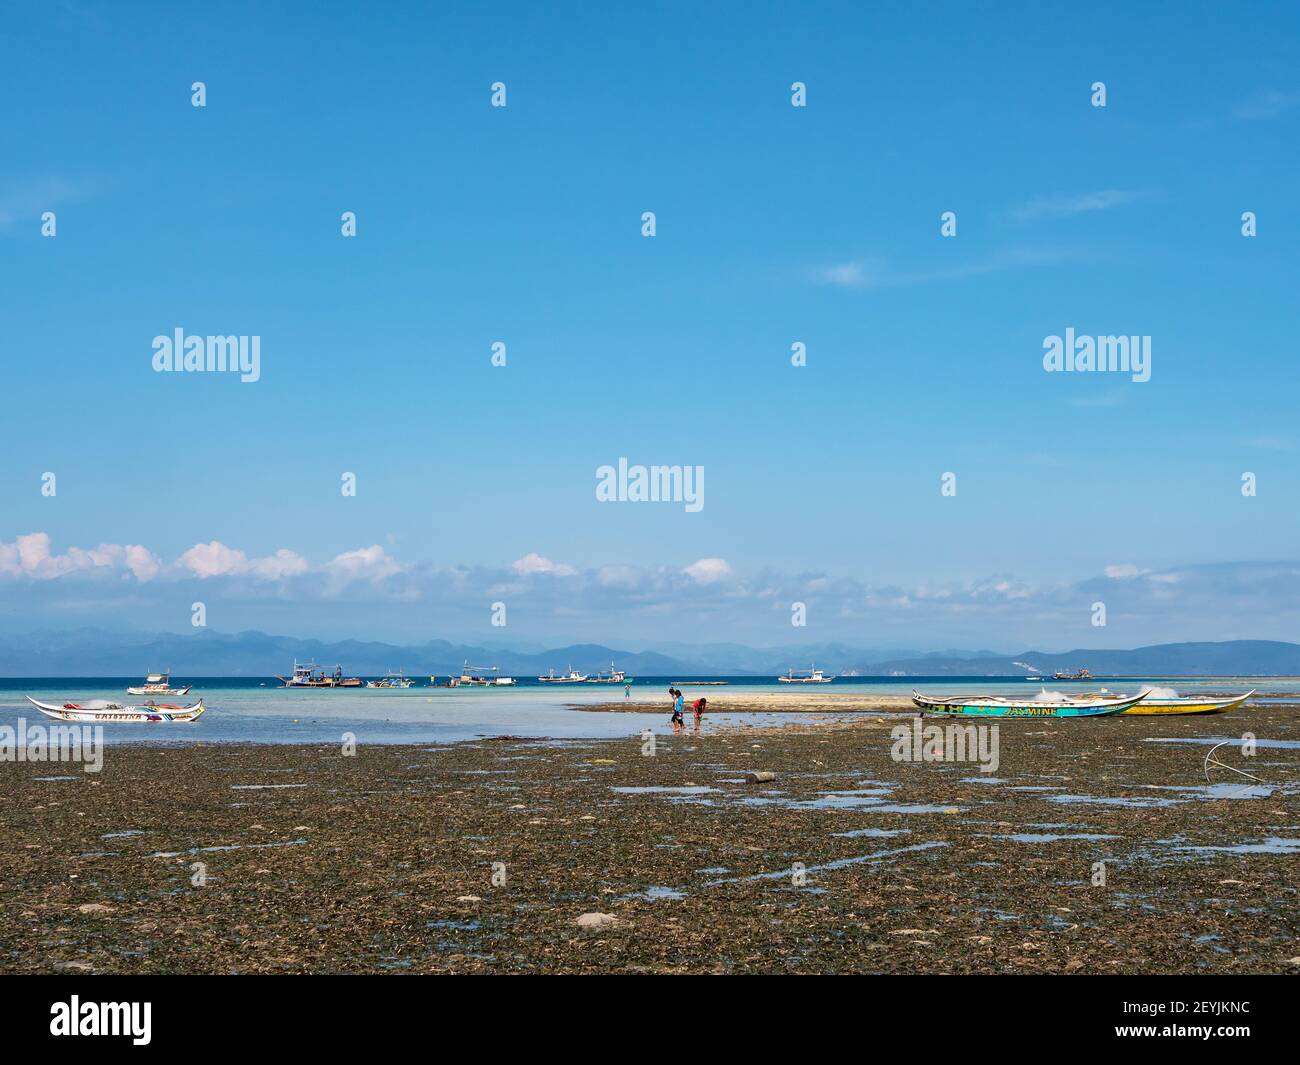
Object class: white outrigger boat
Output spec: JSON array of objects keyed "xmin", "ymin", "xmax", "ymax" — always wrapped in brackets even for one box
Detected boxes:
[
  {"xmin": 778, "ymin": 666, "xmax": 834, "ymax": 684},
  {"xmin": 126, "ymin": 671, "xmax": 192, "ymax": 696},
  {"xmin": 538, "ymin": 667, "xmax": 588, "ymax": 684},
  {"xmin": 27, "ymin": 696, "xmax": 205, "ymax": 723}
]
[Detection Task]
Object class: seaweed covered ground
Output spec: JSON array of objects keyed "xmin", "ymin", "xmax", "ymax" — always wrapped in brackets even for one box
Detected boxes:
[{"xmin": 2, "ymin": 704, "xmax": 1298, "ymax": 973}]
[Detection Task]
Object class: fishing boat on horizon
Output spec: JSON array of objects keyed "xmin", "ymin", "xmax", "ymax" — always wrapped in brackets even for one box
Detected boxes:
[
  {"xmin": 27, "ymin": 695, "xmax": 206, "ymax": 723},
  {"xmin": 275, "ymin": 660, "xmax": 360, "ymax": 688},
  {"xmin": 912, "ymin": 690, "xmax": 1146, "ymax": 718},
  {"xmin": 367, "ymin": 669, "xmax": 415, "ymax": 689},
  {"xmin": 778, "ymin": 666, "xmax": 834, "ymax": 684},
  {"xmin": 1053, "ymin": 668, "xmax": 1092, "ymax": 680},
  {"xmin": 538, "ymin": 666, "xmax": 588, "ymax": 683},
  {"xmin": 126, "ymin": 671, "xmax": 192, "ymax": 696},
  {"xmin": 586, "ymin": 663, "xmax": 630, "ymax": 684},
  {"xmin": 458, "ymin": 663, "xmax": 516, "ymax": 686}
]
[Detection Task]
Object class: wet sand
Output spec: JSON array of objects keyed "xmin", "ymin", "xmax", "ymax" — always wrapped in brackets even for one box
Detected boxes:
[{"xmin": 2, "ymin": 703, "xmax": 1297, "ymax": 974}]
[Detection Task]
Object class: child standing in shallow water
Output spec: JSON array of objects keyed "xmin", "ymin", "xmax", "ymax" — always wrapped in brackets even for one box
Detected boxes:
[
  {"xmin": 692, "ymin": 697, "xmax": 706, "ymax": 733},
  {"xmin": 670, "ymin": 688, "xmax": 685, "ymax": 733}
]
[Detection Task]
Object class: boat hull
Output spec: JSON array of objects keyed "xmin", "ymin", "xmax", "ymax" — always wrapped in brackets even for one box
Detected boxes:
[
  {"xmin": 26, "ymin": 696, "xmax": 205, "ymax": 723},
  {"xmin": 126, "ymin": 685, "xmax": 191, "ymax": 696},
  {"xmin": 912, "ymin": 691, "xmax": 1144, "ymax": 718},
  {"xmin": 1119, "ymin": 691, "xmax": 1253, "ymax": 716}
]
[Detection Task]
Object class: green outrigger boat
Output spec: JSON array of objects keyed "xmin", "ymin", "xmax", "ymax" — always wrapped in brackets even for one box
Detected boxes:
[{"xmin": 911, "ymin": 690, "xmax": 1147, "ymax": 718}]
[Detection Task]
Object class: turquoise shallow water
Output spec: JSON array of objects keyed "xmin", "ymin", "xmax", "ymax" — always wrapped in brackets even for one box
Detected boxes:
[{"xmin": 0, "ymin": 675, "xmax": 1279, "ymax": 745}]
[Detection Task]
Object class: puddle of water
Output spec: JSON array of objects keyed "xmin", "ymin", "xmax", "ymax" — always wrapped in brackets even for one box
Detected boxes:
[
  {"xmin": 621, "ymin": 885, "xmax": 687, "ymax": 901},
  {"xmin": 704, "ymin": 841, "xmax": 948, "ymax": 886},
  {"xmin": 961, "ymin": 777, "xmax": 1008, "ymax": 785},
  {"xmin": 1145, "ymin": 737, "xmax": 1300, "ymax": 749},
  {"xmin": 1154, "ymin": 783, "xmax": 1275, "ymax": 800},
  {"xmin": 739, "ymin": 793, "xmax": 960, "ymax": 814},
  {"xmin": 146, "ymin": 838, "xmax": 308, "ymax": 858},
  {"xmin": 1049, "ymin": 794, "xmax": 1181, "ymax": 809},
  {"xmin": 229, "ymin": 784, "xmax": 309, "ymax": 791},
  {"xmin": 33, "ymin": 776, "xmax": 77, "ymax": 782},
  {"xmin": 611, "ymin": 786, "xmax": 718, "ymax": 795},
  {"xmin": 101, "ymin": 830, "xmax": 145, "ymax": 839},
  {"xmin": 1177, "ymin": 837, "xmax": 1300, "ymax": 856},
  {"xmin": 987, "ymin": 832, "xmax": 1120, "ymax": 844},
  {"xmin": 427, "ymin": 919, "xmax": 481, "ymax": 931},
  {"xmin": 832, "ymin": 827, "xmax": 911, "ymax": 839}
]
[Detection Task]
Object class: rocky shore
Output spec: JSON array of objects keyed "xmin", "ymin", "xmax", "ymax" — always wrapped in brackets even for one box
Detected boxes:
[{"xmin": 2, "ymin": 703, "xmax": 1297, "ymax": 973}]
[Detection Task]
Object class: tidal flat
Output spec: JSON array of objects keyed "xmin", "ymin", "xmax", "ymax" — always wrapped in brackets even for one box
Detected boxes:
[{"xmin": 2, "ymin": 704, "xmax": 1297, "ymax": 974}]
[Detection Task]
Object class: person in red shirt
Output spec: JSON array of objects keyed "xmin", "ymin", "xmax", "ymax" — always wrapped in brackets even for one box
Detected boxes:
[{"xmin": 692, "ymin": 697, "xmax": 707, "ymax": 733}]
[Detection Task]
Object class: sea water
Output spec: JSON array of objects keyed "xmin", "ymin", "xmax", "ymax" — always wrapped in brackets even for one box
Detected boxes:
[{"xmin": 0, "ymin": 676, "xmax": 1283, "ymax": 746}]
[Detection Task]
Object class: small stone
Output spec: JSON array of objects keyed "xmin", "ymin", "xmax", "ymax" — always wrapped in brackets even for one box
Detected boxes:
[
  {"xmin": 574, "ymin": 912, "xmax": 618, "ymax": 930},
  {"xmin": 457, "ymin": 895, "xmax": 483, "ymax": 903},
  {"xmin": 53, "ymin": 961, "xmax": 94, "ymax": 972},
  {"xmin": 77, "ymin": 903, "xmax": 113, "ymax": 914}
]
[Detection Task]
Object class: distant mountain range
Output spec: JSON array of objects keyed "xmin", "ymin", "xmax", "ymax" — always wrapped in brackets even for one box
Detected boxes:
[
  {"xmin": 858, "ymin": 641, "xmax": 1300, "ymax": 677},
  {"xmin": 0, "ymin": 629, "xmax": 1298, "ymax": 678}
]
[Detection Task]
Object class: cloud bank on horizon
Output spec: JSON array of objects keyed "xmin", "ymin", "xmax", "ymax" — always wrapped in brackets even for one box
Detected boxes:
[{"xmin": 2, "ymin": 532, "xmax": 1296, "ymax": 650}]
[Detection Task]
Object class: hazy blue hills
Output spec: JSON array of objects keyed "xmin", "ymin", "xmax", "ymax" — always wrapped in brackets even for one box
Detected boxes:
[
  {"xmin": 860, "ymin": 641, "xmax": 1300, "ymax": 677},
  {"xmin": 0, "ymin": 629, "xmax": 1297, "ymax": 678}
]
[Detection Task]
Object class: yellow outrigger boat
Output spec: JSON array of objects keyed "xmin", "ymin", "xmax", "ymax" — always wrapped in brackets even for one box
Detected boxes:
[{"xmin": 1072, "ymin": 689, "xmax": 1255, "ymax": 716}]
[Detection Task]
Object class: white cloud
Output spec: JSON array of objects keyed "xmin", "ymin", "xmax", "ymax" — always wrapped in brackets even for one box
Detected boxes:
[
  {"xmin": 178, "ymin": 541, "xmax": 247, "ymax": 579},
  {"xmin": 814, "ymin": 260, "xmax": 875, "ymax": 288},
  {"xmin": 0, "ymin": 532, "xmax": 161, "ymax": 581},
  {"xmin": 0, "ymin": 176, "xmax": 85, "ymax": 231},
  {"xmin": 1104, "ymin": 564, "xmax": 1142, "ymax": 579},
  {"xmin": 1235, "ymin": 89, "xmax": 1300, "ymax": 121},
  {"xmin": 246, "ymin": 548, "xmax": 310, "ymax": 580},
  {"xmin": 512, "ymin": 552, "xmax": 577, "ymax": 577},
  {"xmin": 1011, "ymin": 189, "xmax": 1139, "ymax": 222},
  {"xmin": 813, "ymin": 247, "xmax": 1078, "ymax": 290},
  {"xmin": 324, "ymin": 545, "xmax": 401, "ymax": 581},
  {"xmin": 178, "ymin": 541, "xmax": 311, "ymax": 581},
  {"xmin": 684, "ymin": 558, "xmax": 733, "ymax": 585}
]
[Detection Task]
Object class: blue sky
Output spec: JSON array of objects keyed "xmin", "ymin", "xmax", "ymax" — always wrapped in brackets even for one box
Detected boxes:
[{"xmin": 2, "ymin": 1, "xmax": 1298, "ymax": 649}]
